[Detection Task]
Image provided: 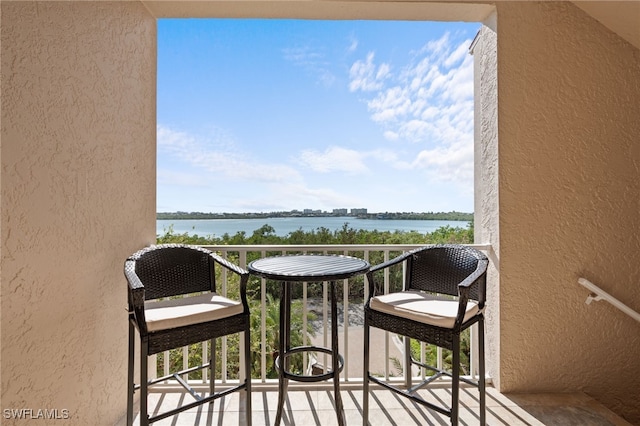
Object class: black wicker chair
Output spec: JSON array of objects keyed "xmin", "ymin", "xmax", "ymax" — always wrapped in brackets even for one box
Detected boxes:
[
  {"xmin": 125, "ymin": 244, "xmax": 251, "ymax": 426},
  {"xmin": 363, "ymin": 244, "xmax": 489, "ymax": 426}
]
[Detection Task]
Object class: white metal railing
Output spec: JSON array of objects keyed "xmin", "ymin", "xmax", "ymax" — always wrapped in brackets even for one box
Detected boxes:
[
  {"xmin": 578, "ymin": 277, "xmax": 640, "ymax": 323},
  {"xmin": 149, "ymin": 243, "xmax": 492, "ymax": 388}
]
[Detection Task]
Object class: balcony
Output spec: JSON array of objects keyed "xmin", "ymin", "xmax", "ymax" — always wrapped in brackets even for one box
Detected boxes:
[
  {"xmin": 132, "ymin": 386, "xmax": 630, "ymax": 425},
  {"xmin": 128, "ymin": 244, "xmax": 633, "ymax": 425},
  {"xmin": 3, "ymin": 1, "xmax": 640, "ymax": 424}
]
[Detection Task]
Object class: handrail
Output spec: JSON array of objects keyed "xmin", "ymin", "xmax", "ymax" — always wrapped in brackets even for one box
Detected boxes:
[{"xmin": 578, "ymin": 277, "xmax": 640, "ymax": 323}]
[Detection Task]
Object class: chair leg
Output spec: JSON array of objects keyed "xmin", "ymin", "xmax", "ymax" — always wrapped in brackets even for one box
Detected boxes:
[
  {"xmin": 330, "ymin": 282, "xmax": 345, "ymax": 426},
  {"xmin": 479, "ymin": 318, "xmax": 486, "ymax": 426},
  {"xmin": 274, "ymin": 281, "xmax": 290, "ymax": 426},
  {"xmin": 244, "ymin": 328, "xmax": 252, "ymax": 426},
  {"xmin": 451, "ymin": 337, "xmax": 460, "ymax": 426},
  {"xmin": 362, "ymin": 317, "xmax": 370, "ymax": 426},
  {"xmin": 140, "ymin": 344, "xmax": 149, "ymax": 426},
  {"xmin": 404, "ymin": 336, "xmax": 412, "ymax": 389},
  {"xmin": 127, "ymin": 322, "xmax": 135, "ymax": 426},
  {"xmin": 210, "ymin": 338, "xmax": 216, "ymax": 397}
]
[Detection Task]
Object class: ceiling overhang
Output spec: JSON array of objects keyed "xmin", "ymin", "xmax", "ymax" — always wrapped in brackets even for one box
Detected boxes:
[
  {"xmin": 572, "ymin": 1, "xmax": 640, "ymax": 50},
  {"xmin": 142, "ymin": 1, "xmax": 495, "ymax": 22},
  {"xmin": 142, "ymin": 1, "xmax": 639, "ymax": 50}
]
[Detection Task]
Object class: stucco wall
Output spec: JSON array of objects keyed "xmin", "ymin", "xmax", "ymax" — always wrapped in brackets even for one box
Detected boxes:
[
  {"xmin": 1, "ymin": 2, "xmax": 156, "ymax": 424},
  {"xmin": 495, "ymin": 2, "xmax": 640, "ymax": 422},
  {"xmin": 472, "ymin": 16, "xmax": 500, "ymax": 388}
]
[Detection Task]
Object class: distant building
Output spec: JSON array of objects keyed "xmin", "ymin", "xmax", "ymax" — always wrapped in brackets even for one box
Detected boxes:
[
  {"xmin": 333, "ymin": 208, "xmax": 348, "ymax": 215},
  {"xmin": 350, "ymin": 208, "xmax": 367, "ymax": 215}
]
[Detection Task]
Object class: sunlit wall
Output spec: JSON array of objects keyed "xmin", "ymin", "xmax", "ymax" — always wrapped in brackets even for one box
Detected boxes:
[{"xmin": 1, "ymin": 2, "xmax": 156, "ymax": 423}]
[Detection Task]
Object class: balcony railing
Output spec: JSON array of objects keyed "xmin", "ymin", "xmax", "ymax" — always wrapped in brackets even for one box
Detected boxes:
[{"xmin": 148, "ymin": 243, "xmax": 491, "ymax": 389}]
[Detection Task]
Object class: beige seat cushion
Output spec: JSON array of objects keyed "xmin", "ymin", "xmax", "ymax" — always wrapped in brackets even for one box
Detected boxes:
[
  {"xmin": 370, "ymin": 291, "xmax": 479, "ymax": 329},
  {"xmin": 144, "ymin": 292, "xmax": 243, "ymax": 332}
]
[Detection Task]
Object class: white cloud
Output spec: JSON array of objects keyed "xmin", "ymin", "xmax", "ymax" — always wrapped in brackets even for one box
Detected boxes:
[
  {"xmin": 157, "ymin": 125, "xmax": 375, "ymax": 212},
  {"xmin": 282, "ymin": 45, "xmax": 336, "ymax": 87},
  {"xmin": 368, "ymin": 86, "xmax": 411, "ymax": 122},
  {"xmin": 376, "ymin": 62, "xmax": 391, "ymax": 80},
  {"xmin": 282, "ymin": 46, "xmax": 323, "ymax": 63},
  {"xmin": 383, "ymin": 130, "xmax": 399, "ymax": 141},
  {"xmin": 157, "ymin": 125, "xmax": 301, "ymax": 183},
  {"xmin": 157, "ymin": 169, "xmax": 208, "ymax": 187},
  {"xmin": 444, "ymin": 41, "xmax": 470, "ymax": 68},
  {"xmin": 360, "ymin": 35, "xmax": 473, "ymax": 132},
  {"xmin": 347, "ymin": 35, "xmax": 359, "ymax": 53},
  {"xmin": 412, "ymin": 142, "xmax": 474, "ymax": 184},
  {"xmin": 349, "ymin": 52, "xmax": 391, "ymax": 92},
  {"xmin": 236, "ymin": 181, "xmax": 365, "ymax": 212},
  {"xmin": 348, "ymin": 31, "xmax": 476, "ymax": 190},
  {"xmin": 383, "ymin": 141, "xmax": 474, "ymax": 185},
  {"xmin": 423, "ymin": 32, "xmax": 451, "ymax": 57},
  {"xmin": 298, "ymin": 146, "xmax": 369, "ymax": 174}
]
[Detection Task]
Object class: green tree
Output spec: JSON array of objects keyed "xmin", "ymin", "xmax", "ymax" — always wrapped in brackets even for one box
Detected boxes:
[{"xmin": 250, "ymin": 294, "xmax": 317, "ymax": 379}]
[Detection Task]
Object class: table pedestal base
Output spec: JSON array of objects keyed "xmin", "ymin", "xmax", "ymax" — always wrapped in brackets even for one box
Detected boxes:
[
  {"xmin": 275, "ymin": 281, "xmax": 345, "ymax": 426},
  {"xmin": 248, "ymin": 255, "xmax": 370, "ymax": 426}
]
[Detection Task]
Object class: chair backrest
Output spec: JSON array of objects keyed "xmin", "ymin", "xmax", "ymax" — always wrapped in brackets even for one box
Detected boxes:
[
  {"xmin": 128, "ymin": 244, "xmax": 215, "ymax": 300},
  {"xmin": 406, "ymin": 245, "xmax": 486, "ymax": 302}
]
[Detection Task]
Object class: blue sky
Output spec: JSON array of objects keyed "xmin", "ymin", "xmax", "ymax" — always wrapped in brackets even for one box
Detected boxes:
[{"xmin": 157, "ymin": 19, "xmax": 480, "ymax": 214}]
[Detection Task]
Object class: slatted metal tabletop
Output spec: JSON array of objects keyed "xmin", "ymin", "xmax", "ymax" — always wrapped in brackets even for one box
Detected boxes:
[{"xmin": 248, "ymin": 254, "xmax": 370, "ymax": 282}]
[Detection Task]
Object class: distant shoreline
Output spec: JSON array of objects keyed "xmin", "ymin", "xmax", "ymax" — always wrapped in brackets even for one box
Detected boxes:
[
  {"xmin": 157, "ymin": 211, "xmax": 473, "ymax": 222},
  {"xmin": 157, "ymin": 216, "xmax": 470, "ymax": 238}
]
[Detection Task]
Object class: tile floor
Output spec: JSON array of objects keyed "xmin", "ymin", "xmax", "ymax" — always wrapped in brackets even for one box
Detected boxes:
[{"xmin": 128, "ymin": 383, "xmax": 633, "ymax": 426}]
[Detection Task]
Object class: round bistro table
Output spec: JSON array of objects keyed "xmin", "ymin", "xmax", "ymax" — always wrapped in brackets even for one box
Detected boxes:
[{"xmin": 248, "ymin": 254, "xmax": 370, "ymax": 426}]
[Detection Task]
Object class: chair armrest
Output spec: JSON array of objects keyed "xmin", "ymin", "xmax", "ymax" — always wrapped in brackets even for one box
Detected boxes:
[
  {"xmin": 458, "ymin": 258, "xmax": 489, "ymax": 290},
  {"xmin": 454, "ymin": 258, "xmax": 489, "ymax": 329},
  {"xmin": 124, "ymin": 259, "xmax": 148, "ymax": 335},
  {"xmin": 457, "ymin": 258, "xmax": 489, "ymax": 305},
  {"xmin": 209, "ymin": 252, "xmax": 251, "ymax": 313},
  {"xmin": 210, "ymin": 252, "xmax": 250, "ymax": 277},
  {"xmin": 365, "ymin": 250, "xmax": 414, "ymax": 301},
  {"xmin": 368, "ymin": 250, "xmax": 412, "ymax": 274}
]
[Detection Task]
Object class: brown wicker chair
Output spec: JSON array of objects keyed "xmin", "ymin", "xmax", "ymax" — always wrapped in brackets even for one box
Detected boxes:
[
  {"xmin": 363, "ymin": 244, "xmax": 489, "ymax": 426},
  {"xmin": 125, "ymin": 244, "xmax": 251, "ymax": 426}
]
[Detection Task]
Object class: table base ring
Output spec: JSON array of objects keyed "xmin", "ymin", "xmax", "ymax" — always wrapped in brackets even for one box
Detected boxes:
[{"xmin": 275, "ymin": 345, "xmax": 344, "ymax": 383}]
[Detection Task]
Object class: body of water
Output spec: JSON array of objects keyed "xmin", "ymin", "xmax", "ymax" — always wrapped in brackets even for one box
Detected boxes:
[{"xmin": 157, "ymin": 217, "xmax": 469, "ymax": 237}]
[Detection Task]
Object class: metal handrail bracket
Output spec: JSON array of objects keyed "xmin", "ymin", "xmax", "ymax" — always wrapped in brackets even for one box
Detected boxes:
[{"xmin": 578, "ymin": 277, "xmax": 640, "ymax": 323}]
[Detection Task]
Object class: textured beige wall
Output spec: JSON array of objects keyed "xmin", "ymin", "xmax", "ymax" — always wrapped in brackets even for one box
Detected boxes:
[
  {"xmin": 472, "ymin": 15, "xmax": 500, "ymax": 388},
  {"xmin": 495, "ymin": 2, "xmax": 640, "ymax": 422},
  {"xmin": 1, "ymin": 2, "xmax": 156, "ymax": 424}
]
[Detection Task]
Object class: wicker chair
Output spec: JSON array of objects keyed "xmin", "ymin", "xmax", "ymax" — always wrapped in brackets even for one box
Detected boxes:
[
  {"xmin": 125, "ymin": 244, "xmax": 251, "ymax": 426},
  {"xmin": 363, "ymin": 244, "xmax": 489, "ymax": 426}
]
